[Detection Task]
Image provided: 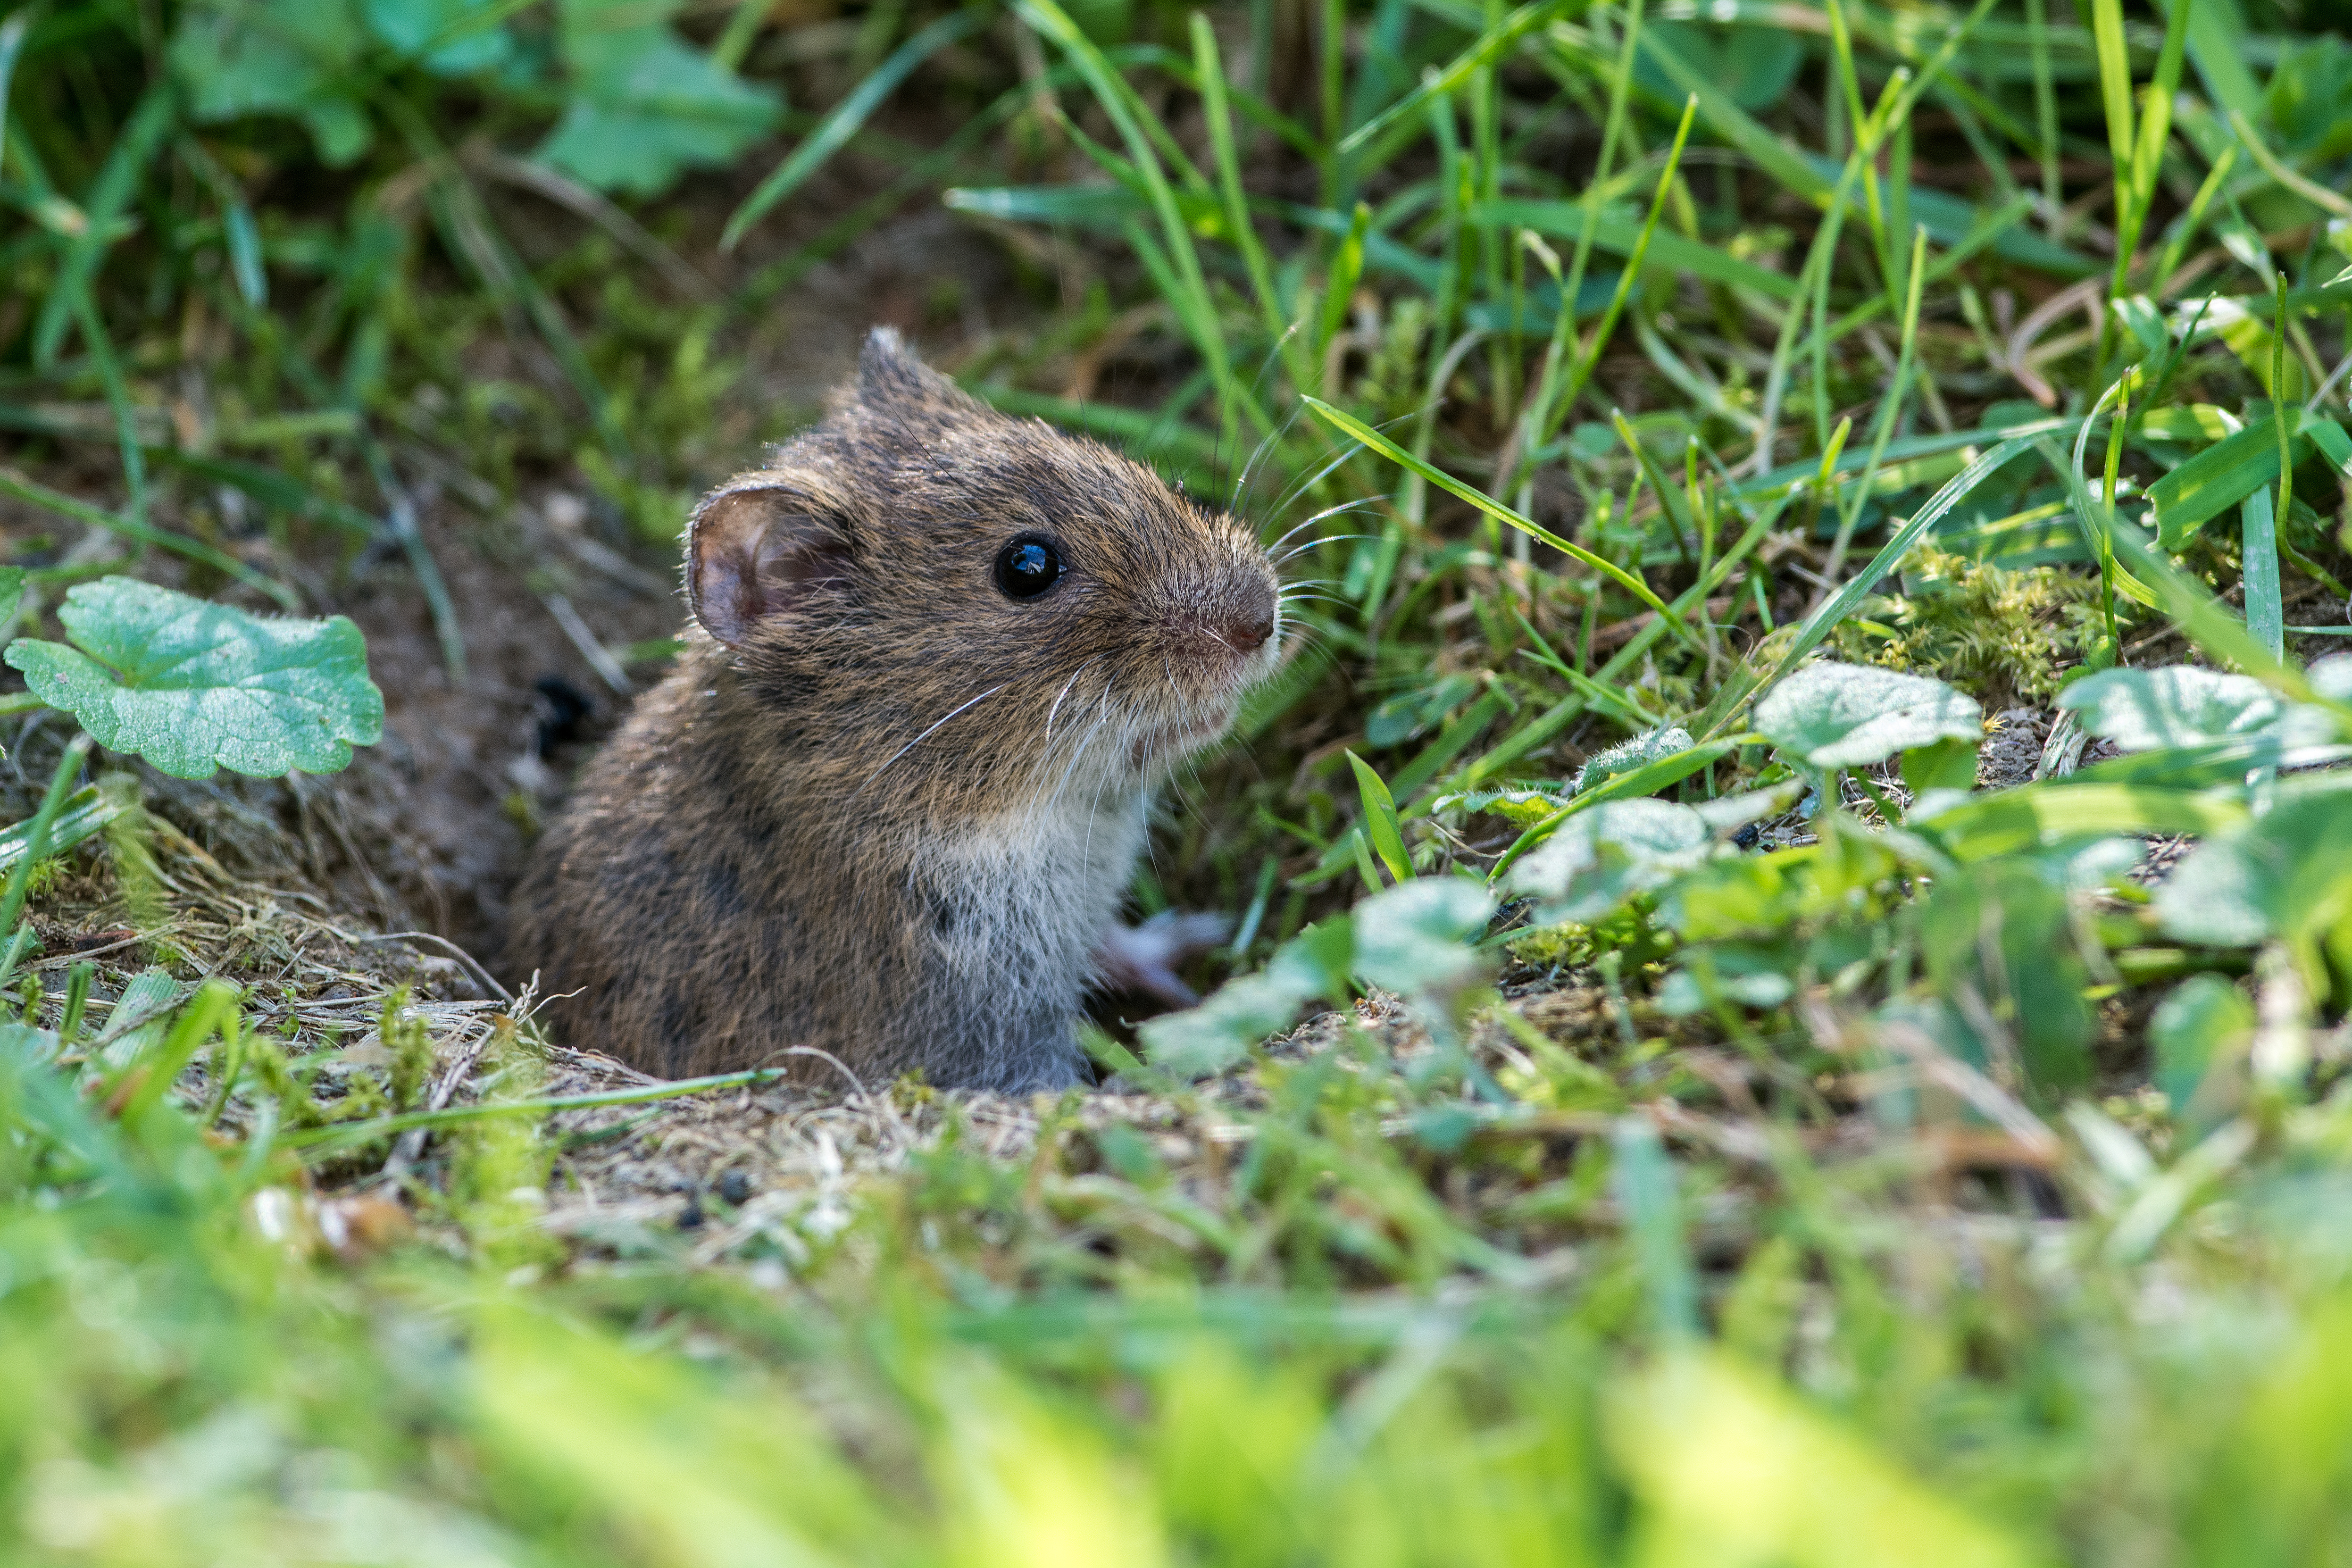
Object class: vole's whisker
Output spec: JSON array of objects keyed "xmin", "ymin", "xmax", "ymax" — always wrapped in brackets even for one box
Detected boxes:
[
  {"xmin": 858, "ymin": 684, "xmax": 1006, "ymax": 791},
  {"xmin": 1044, "ymin": 656, "xmax": 1101, "ymax": 741},
  {"xmin": 1044, "ymin": 714, "xmax": 1106, "ymax": 812},
  {"xmin": 1235, "ymin": 394, "xmax": 1307, "ymax": 516},
  {"xmin": 1265, "ymin": 495, "xmax": 1393, "ymax": 555},
  {"xmin": 1262, "ymin": 410, "xmax": 1417, "ymax": 526},
  {"xmin": 1274, "ymin": 534, "xmax": 1383, "ymax": 566}
]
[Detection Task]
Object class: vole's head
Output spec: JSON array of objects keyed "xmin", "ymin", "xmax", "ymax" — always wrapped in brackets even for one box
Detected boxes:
[{"xmin": 685, "ymin": 328, "xmax": 1281, "ymax": 814}]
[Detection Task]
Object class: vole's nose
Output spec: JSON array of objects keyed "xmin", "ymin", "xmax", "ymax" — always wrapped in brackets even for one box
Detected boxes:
[{"xmin": 1218, "ymin": 574, "xmax": 1276, "ymax": 653}]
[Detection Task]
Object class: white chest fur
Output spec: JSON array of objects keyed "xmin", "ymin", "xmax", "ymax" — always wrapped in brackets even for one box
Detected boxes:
[{"xmin": 909, "ymin": 792, "xmax": 1150, "ymax": 986}]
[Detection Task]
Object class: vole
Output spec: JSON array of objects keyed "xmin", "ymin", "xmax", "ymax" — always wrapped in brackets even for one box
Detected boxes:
[{"xmin": 507, "ymin": 329, "xmax": 1282, "ymax": 1093}]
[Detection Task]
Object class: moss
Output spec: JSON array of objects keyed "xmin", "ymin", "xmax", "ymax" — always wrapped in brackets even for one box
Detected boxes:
[{"xmin": 1832, "ymin": 547, "xmax": 2118, "ymax": 703}]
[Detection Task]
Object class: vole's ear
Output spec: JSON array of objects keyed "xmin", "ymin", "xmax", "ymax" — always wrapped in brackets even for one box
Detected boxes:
[
  {"xmin": 686, "ymin": 477, "xmax": 851, "ymax": 647},
  {"xmin": 856, "ymin": 325, "xmax": 977, "ymax": 415}
]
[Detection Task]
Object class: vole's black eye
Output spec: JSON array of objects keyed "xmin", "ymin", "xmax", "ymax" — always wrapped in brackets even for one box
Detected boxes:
[{"xmin": 993, "ymin": 534, "xmax": 1064, "ymax": 600}]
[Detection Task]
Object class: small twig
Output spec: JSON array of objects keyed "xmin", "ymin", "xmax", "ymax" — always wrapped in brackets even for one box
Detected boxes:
[{"xmin": 541, "ymin": 592, "xmax": 632, "ymax": 696}]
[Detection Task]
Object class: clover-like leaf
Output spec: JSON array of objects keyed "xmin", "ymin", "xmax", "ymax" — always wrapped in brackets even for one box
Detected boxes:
[
  {"xmin": 1509, "ymin": 799, "xmax": 1716, "ymax": 926},
  {"xmin": 1351, "ymin": 877, "xmax": 1495, "ymax": 995},
  {"xmin": 2150, "ymin": 975, "xmax": 2255, "ymax": 1127},
  {"xmin": 2153, "ymin": 784, "xmax": 2352, "ymax": 948},
  {"xmin": 536, "ymin": 0, "xmax": 781, "ymax": 196},
  {"xmin": 1137, "ymin": 922, "xmax": 1350, "ymax": 1078},
  {"xmin": 5, "ymin": 578, "xmax": 384, "ymax": 780},
  {"xmin": 2057, "ymin": 665, "xmax": 2325, "ymax": 751},
  {"xmin": 1754, "ymin": 661, "xmax": 1982, "ymax": 770}
]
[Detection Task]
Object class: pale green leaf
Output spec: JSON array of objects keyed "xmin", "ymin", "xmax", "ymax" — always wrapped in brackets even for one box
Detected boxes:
[
  {"xmin": 1754, "ymin": 661, "xmax": 1983, "ymax": 770},
  {"xmin": 4, "ymin": 578, "xmax": 384, "ymax": 780},
  {"xmin": 1351, "ymin": 878, "xmax": 1494, "ymax": 995}
]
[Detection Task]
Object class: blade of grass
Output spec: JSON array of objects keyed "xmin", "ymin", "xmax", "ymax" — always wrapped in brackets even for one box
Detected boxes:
[
  {"xmin": 1514, "ymin": 0, "xmax": 1644, "ymax": 482},
  {"xmin": 2241, "ymin": 487, "xmax": 2283, "ymax": 660},
  {"xmin": 1338, "ymin": 0, "xmax": 1581, "ymax": 155},
  {"xmin": 31, "ymin": 82, "xmax": 174, "ymax": 369},
  {"xmin": 0, "ymin": 466, "xmax": 298, "ymax": 609},
  {"xmin": 0, "ymin": 733, "xmax": 92, "ymax": 987},
  {"xmin": 1348, "ymin": 752, "xmax": 1413, "ymax": 881},
  {"xmin": 1727, "ymin": 423, "xmax": 2077, "ymax": 729},
  {"xmin": 1550, "ymin": 95, "xmax": 1697, "ymax": 433},
  {"xmin": 1474, "ymin": 493, "xmax": 1788, "ymax": 780},
  {"xmin": 1817, "ymin": 225, "xmax": 1929, "ymax": 595},
  {"xmin": 1015, "ymin": 0, "xmax": 1244, "ymax": 427},
  {"xmin": 2022, "ymin": 0, "xmax": 2060, "ymax": 240},
  {"xmin": 723, "ymin": 8, "xmax": 991, "ymax": 250},
  {"xmin": 1487, "ymin": 736, "xmax": 1749, "ymax": 882},
  {"xmin": 1195, "ymin": 15, "xmax": 1312, "ymax": 394},
  {"xmin": 1302, "ymin": 396, "xmax": 1699, "ymax": 647}
]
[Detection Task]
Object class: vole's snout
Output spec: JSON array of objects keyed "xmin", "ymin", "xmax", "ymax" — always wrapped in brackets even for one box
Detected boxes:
[
  {"xmin": 1162, "ymin": 564, "xmax": 1277, "ymax": 666},
  {"xmin": 1222, "ymin": 573, "xmax": 1276, "ymax": 653}
]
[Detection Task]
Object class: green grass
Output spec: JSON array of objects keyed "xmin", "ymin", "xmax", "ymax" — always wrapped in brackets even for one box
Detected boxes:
[{"xmin": 4, "ymin": 0, "xmax": 2352, "ymax": 1562}]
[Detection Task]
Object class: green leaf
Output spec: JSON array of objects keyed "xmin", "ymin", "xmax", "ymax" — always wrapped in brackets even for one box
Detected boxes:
[
  {"xmin": 361, "ymin": 0, "xmax": 515, "ymax": 75},
  {"xmin": 1921, "ymin": 783, "xmax": 2249, "ymax": 863},
  {"xmin": 2057, "ymin": 664, "xmax": 2326, "ymax": 751},
  {"xmin": 1753, "ymin": 661, "xmax": 1982, "ymax": 771},
  {"xmin": 1510, "ymin": 800, "xmax": 1717, "ymax": 926},
  {"xmin": 170, "ymin": 0, "xmax": 372, "ymax": 166},
  {"xmin": 2144, "ymin": 409, "xmax": 2314, "ymax": 550},
  {"xmin": 1574, "ymin": 726, "xmax": 1697, "ymax": 792},
  {"xmin": 1918, "ymin": 859, "xmax": 2094, "ymax": 1091},
  {"xmin": 1351, "ymin": 878, "xmax": 1495, "ymax": 996},
  {"xmin": 2150, "ymin": 974, "xmax": 2254, "ymax": 1124},
  {"xmin": 1901, "ymin": 735, "xmax": 1980, "ymax": 796},
  {"xmin": 1136, "ymin": 925, "xmax": 1347, "ymax": 1078},
  {"xmin": 1347, "ymin": 751, "xmax": 1413, "ymax": 882},
  {"xmin": 3, "ymin": 578, "xmax": 384, "ymax": 780},
  {"xmin": 537, "ymin": 0, "xmax": 782, "ymax": 198},
  {"xmin": 2153, "ymin": 783, "xmax": 2352, "ymax": 948}
]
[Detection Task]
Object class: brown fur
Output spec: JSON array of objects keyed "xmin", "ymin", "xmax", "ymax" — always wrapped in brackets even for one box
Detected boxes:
[{"xmin": 507, "ymin": 330, "xmax": 1280, "ymax": 1091}]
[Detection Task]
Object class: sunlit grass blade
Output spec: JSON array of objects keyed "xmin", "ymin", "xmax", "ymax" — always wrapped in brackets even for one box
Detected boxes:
[
  {"xmin": 1015, "ymin": 0, "xmax": 1241, "ymax": 424},
  {"xmin": 1732, "ymin": 425, "xmax": 2074, "ymax": 725},
  {"xmin": 1302, "ymin": 396, "xmax": 1698, "ymax": 646},
  {"xmin": 2242, "ymin": 488, "xmax": 2284, "ymax": 660},
  {"xmin": 1553, "ymin": 94, "xmax": 1697, "ymax": 429},
  {"xmin": 1487, "ymin": 737, "xmax": 1748, "ymax": 882},
  {"xmin": 1347, "ymin": 751, "xmax": 1413, "ymax": 881},
  {"xmin": 1818, "ymin": 225, "xmax": 1929, "ymax": 590}
]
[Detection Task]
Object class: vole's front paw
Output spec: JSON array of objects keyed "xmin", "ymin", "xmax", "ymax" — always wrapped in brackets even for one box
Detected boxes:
[{"xmin": 1093, "ymin": 910, "xmax": 1231, "ymax": 1007}]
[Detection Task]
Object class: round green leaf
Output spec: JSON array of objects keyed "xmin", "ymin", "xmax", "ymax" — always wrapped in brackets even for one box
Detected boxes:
[
  {"xmin": 1754, "ymin": 661, "xmax": 1982, "ymax": 771},
  {"xmin": 2056, "ymin": 665, "xmax": 2320, "ymax": 751},
  {"xmin": 2154, "ymin": 784, "xmax": 2352, "ymax": 947},
  {"xmin": 4, "ymin": 578, "xmax": 385, "ymax": 780},
  {"xmin": 1510, "ymin": 799, "xmax": 1715, "ymax": 926},
  {"xmin": 1352, "ymin": 877, "xmax": 1495, "ymax": 994}
]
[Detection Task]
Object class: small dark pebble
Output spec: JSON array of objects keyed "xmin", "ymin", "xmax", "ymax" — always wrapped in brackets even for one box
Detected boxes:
[
  {"xmin": 676, "ymin": 1196, "xmax": 704, "ymax": 1231},
  {"xmin": 717, "ymin": 1169, "xmax": 752, "ymax": 1206}
]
